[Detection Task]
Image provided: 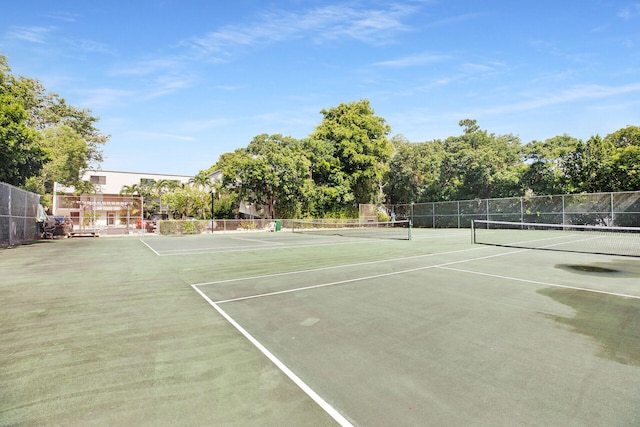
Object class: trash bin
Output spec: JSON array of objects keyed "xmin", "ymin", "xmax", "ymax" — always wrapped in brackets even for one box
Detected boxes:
[{"xmin": 275, "ymin": 220, "xmax": 281, "ymax": 232}]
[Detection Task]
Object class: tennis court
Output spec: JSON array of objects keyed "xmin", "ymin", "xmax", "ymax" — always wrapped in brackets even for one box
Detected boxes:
[{"xmin": 2, "ymin": 227, "xmax": 640, "ymax": 425}]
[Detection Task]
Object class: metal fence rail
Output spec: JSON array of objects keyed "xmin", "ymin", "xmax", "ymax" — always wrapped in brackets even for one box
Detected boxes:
[
  {"xmin": 55, "ymin": 194, "xmax": 143, "ymax": 231},
  {"xmin": 0, "ymin": 182, "xmax": 41, "ymax": 247},
  {"xmin": 390, "ymin": 191, "xmax": 640, "ymax": 228}
]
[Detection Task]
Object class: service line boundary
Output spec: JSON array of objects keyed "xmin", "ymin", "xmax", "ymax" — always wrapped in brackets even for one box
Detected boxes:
[
  {"xmin": 189, "ymin": 243, "xmax": 638, "ymax": 427},
  {"xmin": 205, "ymin": 245, "xmax": 640, "ymax": 304},
  {"xmin": 193, "ymin": 245, "xmax": 492, "ymax": 287},
  {"xmin": 140, "ymin": 237, "xmax": 383, "ymax": 256}
]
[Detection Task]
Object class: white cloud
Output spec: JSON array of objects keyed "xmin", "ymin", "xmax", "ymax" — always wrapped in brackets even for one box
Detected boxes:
[
  {"xmin": 75, "ymin": 39, "xmax": 117, "ymax": 55},
  {"xmin": 618, "ymin": 3, "xmax": 640, "ymax": 19},
  {"xmin": 111, "ymin": 58, "xmax": 184, "ymax": 77},
  {"xmin": 182, "ymin": 2, "xmax": 418, "ymax": 58},
  {"xmin": 45, "ymin": 12, "xmax": 78, "ymax": 23},
  {"xmin": 124, "ymin": 130, "xmax": 196, "ymax": 142},
  {"xmin": 375, "ymin": 52, "xmax": 449, "ymax": 67},
  {"xmin": 77, "ymin": 88, "xmax": 136, "ymax": 108},
  {"xmin": 473, "ymin": 83, "xmax": 640, "ymax": 116},
  {"xmin": 6, "ymin": 26, "xmax": 55, "ymax": 43}
]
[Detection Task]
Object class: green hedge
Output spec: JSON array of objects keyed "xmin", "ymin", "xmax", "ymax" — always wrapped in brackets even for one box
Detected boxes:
[{"xmin": 158, "ymin": 220, "xmax": 209, "ymax": 235}]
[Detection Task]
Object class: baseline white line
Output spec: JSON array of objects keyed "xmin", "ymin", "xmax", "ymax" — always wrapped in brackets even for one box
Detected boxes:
[
  {"xmin": 191, "ymin": 284, "xmax": 353, "ymax": 427},
  {"xmin": 437, "ymin": 266, "xmax": 640, "ymax": 300},
  {"xmin": 213, "ymin": 249, "xmax": 529, "ymax": 304},
  {"xmin": 193, "ymin": 245, "xmax": 495, "ymax": 287},
  {"xmin": 138, "ymin": 239, "xmax": 161, "ymax": 256}
]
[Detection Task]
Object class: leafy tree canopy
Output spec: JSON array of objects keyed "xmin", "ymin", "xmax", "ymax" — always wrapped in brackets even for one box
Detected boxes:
[
  {"xmin": 0, "ymin": 54, "xmax": 108, "ymax": 190},
  {"xmin": 310, "ymin": 99, "xmax": 392, "ymax": 205}
]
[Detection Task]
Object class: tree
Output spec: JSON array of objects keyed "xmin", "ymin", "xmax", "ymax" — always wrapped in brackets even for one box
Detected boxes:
[
  {"xmin": 221, "ymin": 134, "xmax": 314, "ymax": 218},
  {"xmin": 0, "ymin": 93, "xmax": 45, "ymax": 187},
  {"xmin": 386, "ymin": 135, "xmax": 444, "ymax": 203},
  {"xmin": 604, "ymin": 126, "xmax": 640, "ymax": 191},
  {"xmin": 439, "ymin": 120, "xmax": 523, "ymax": 200},
  {"xmin": 162, "ymin": 186, "xmax": 210, "ymax": 219},
  {"xmin": 189, "ymin": 170, "xmax": 212, "ymax": 190},
  {"xmin": 0, "ymin": 59, "xmax": 46, "ymax": 186},
  {"xmin": 0, "ymin": 54, "xmax": 108, "ymax": 189},
  {"xmin": 310, "ymin": 99, "xmax": 393, "ymax": 206},
  {"xmin": 604, "ymin": 125, "xmax": 640, "ymax": 148},
  {"xmin": 17, "ymin": 78, "xmax": 107, "ymax": 168},
  {"xmin": 521, "ymin": 134, "xmax": 581, "ymax": 195},
  {"xmin": 565, "ymin": 135, "xmax": 616, "ymax": 193},
  {"xmin": 32, "ymin": 125, "xmax": 89, "ymax": 193}
]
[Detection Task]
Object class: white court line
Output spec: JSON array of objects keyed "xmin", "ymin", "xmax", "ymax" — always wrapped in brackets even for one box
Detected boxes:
[
  {"xmin": 230, "ymin": 236, "xmax": 285, "ymax": 245},
  {"xmin": 138, "ymin": 238, "xmax": 161, "ymax": 256},
  {"xmin": 193, "ymin": 245, "xmax": 493, "ymax": 287},
  {"xmin": 213, "ymin": 249, "xmax": 529, "ymax": 304},
  {"xmin": 147, "ymin": 238, "xmax": 378, "ymax": 256},
  {"xmin": 191, "ymin": 284, "xmax": 354, "ymax": 427},
  {"xmin": 437, "ymin": 266, "xmax": 640, "ymax": 300},
  {"xmin": 411, "ymin": 231, "xmax": 469, "ymax": 240}
]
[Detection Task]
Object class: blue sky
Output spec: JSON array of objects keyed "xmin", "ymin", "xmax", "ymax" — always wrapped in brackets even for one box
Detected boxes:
[{"xmin": 1, "ymin": 1, "xmax": 639, "ymax": 175}]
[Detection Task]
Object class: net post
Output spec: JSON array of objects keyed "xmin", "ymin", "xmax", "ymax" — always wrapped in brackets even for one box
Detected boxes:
[
  {"xmin": 408, "ymin": 220, "xmax": 412, "ymax": 241},
  {"xmin": 471, "ymin": 219, "xmax": 475, "ymax": 244}
]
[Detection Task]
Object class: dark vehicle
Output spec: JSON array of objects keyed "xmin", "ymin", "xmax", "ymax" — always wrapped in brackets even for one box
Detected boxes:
[
  {"xmin": 41, "ymin": 216, "xmax": 74, "ymax": 238},
  {"xmin": 137, "ymin": 213, "xmax": 169, "ymax": 231},
  {"xmin": 140, "ymin": 213, "xmax": 169, "ymax": 232}
]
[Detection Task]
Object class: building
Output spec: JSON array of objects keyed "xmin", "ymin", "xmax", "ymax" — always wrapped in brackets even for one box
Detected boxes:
[{"xmin": 54, "ymin": 170, "xmax": 193, "ymax": 229}]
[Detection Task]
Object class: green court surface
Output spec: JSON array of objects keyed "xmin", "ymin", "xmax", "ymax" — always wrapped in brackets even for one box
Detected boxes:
[{"xmin": 1, "ymin": 229, "xmax": 640, "ymax": 426}]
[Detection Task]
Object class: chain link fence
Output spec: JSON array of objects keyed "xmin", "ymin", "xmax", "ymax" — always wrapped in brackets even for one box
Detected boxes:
[
  {"xmin": 0, "ymin": 182, "xmax": 41, "ymax": 247},
  {"xmin": 390, "ymin": 191, "xmax": 640, "ymax": 228},
  {"xmin": 55, "ymin": 194, "xmax": 143, "ymax": 234}
]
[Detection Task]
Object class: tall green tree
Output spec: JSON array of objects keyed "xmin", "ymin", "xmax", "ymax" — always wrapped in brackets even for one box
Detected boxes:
[
  {"xmin": 310, "ymin": 99, "xmax": 393, "ymax": 206},
  {"xmin": 0, "ymin": 54, "xmax": 108, "ymax": 190},
  {"xmin": 221, "ymin": 134, "xmax": 314, "ymax": 218},
  {"xmin": 439, "ymin": 120, "xmax": 523, "ymax": 200},
  {"xmin": 521, "ymin": 134, "xmax": 582, "ymax": 195},
  {"xmin": 0, "ymin": 57, "xmax": 46, "ymax": 186},
  {"xmin": 386, "ymin": 135, "xmax": 444, "ymax": 203},
  {"xmin": 604, "ymin": 125, "xmax": 640, "ymax": 191},
  {"xmin": 25, "ymin": 124, "xmax": 89, "ymax": 194},
  {"xmin": 0, "ymin": 92, "xmax": 45, "ymax": 186},
  {"xmin": 162, "ymin": 186, "xmax": 210, "ymax": 219},
  {"xmin": 566, "ymin": 135, "xmax": 616, "ymax": 193},
  {"xmin": 16, "ymin": 77, "xmax": 107, "ymax": 168},
  {"xmin": 189, "ymin": 170, "xmax": 212, "ymax": 190}
]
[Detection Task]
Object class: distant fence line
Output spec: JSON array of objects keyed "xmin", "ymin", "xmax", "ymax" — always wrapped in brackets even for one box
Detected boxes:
[
  {"xmin": 55, "ymin": 194, "xmax": 143, "ymax": 228},
  {"xmin": 389, "ymin": 191, "xmax": 640, "ymax": 228},
  {"xmin": 0, "ymin": 182, "xmax": 41, "ymax": 247},
  {"xmin": 157, "ymin": 218, "xmax": 309, "ymax": 235}
]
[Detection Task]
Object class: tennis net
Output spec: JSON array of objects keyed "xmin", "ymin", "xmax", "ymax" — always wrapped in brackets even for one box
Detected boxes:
[
  {"xmin": 472, "ymin": 220, "xmax": 640, "ymax": 257},
  {"xmin": 291, "ymin": 219, "xmax": 412, "ymax": 240}
]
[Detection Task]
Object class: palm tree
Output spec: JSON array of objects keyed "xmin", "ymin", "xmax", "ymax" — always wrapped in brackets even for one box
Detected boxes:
[
  {"xmin": 119, "ymin": 183, "xmax": 140, "ymax": 196},
  {"xmin": 189, "ymin": 171, "xmax": 212, "ymax": 190}
]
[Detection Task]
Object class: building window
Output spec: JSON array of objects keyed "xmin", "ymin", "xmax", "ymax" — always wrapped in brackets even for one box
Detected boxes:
[{"xmin": 90, "ymin": 175, "xmax": 106, "ymax": 185}]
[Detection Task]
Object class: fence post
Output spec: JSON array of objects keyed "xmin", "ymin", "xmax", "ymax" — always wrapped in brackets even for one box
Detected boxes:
[
  {"xmin": 8, "ymin": 185, "xmax": 13, "ymax": 246},
  {"xmin": 610, "ymin": 192, "xmax": 615, "ymax": 226},
  {"xmin": 431, "ymin": 202, "xmax": 435, "ymax": 228},
  {"xmin": 410, "ymin": 202, "xmax": 414, "ymax": 227}
]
